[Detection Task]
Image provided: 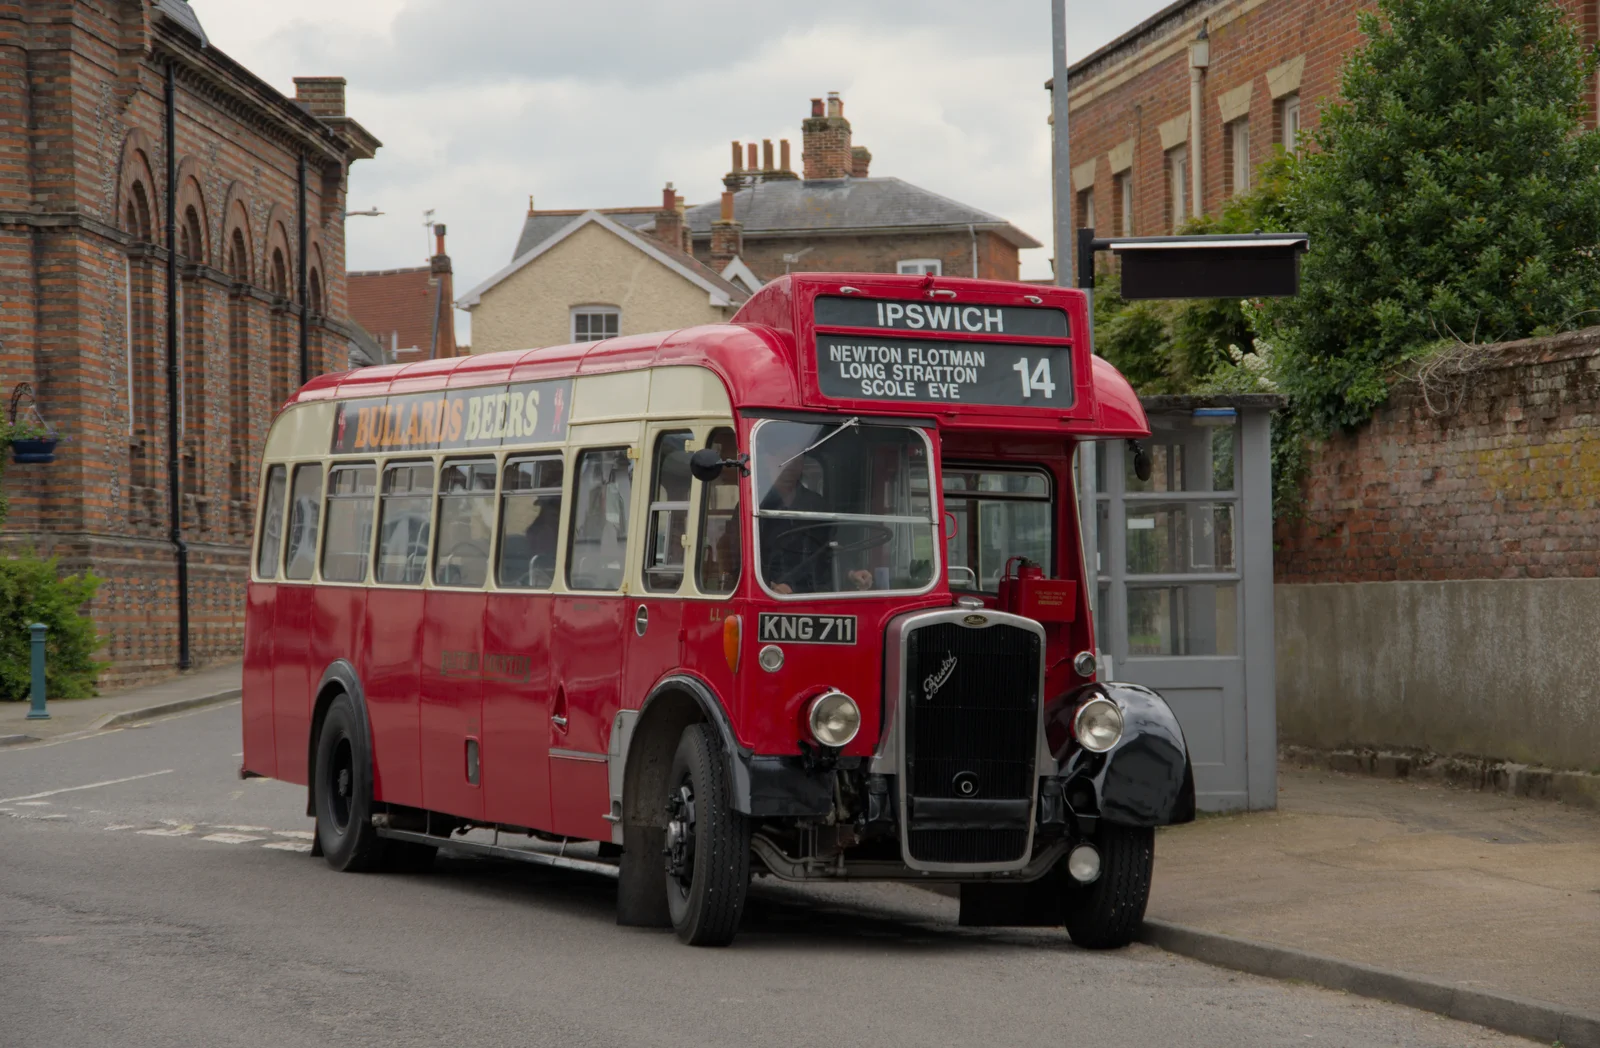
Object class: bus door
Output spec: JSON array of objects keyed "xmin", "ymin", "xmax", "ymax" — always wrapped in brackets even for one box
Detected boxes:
[
  {"xmin": 480, "ymin": 452, "xmax": 564, "ymax": 830},
  {"xmin": 621, "ymin": 424, "xmax": 697, "ymax": 730},
  {"xmin": 549, "ymin": 436, "xmax": 638, "ymax": 840},
  {"xmin": 419, "ymin": 457, "xmax": 497, "ymax": 822}
]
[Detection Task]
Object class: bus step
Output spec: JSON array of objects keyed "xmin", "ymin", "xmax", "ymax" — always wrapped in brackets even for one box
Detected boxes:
[{"xmin": 375, "ymin": 826, "xmax": 622, "ymax": 879}]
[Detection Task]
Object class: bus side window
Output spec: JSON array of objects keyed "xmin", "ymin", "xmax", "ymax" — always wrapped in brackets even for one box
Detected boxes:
[
  {"xmin": 695, "ymin": 426, "xmax": 741, "ymax": 596},
  {"xmin": 567, "ymin": 447, "xmax": 632, "ymax": 591},
  {"xmin": 321, "ymin": 464, "xmax": 378, "ymax": 583},
  {"xmin": 283, "ymin": 463, "xmax": 323, "ymax": 581},
  {"xmin": 256, "ymin": 465, "xmax": 287, "ymax": 580},
  {"xmin": 643, "ymin": 430, "xmax": 692, "ymax": 593},
  {"xmin": 376, "ymin": 462, "xmax": 435, "ymax": 585},
  {"xmin": 497, "ymin": 455, "xmax": 563, "ymax": 590},
  {"xmin": 434, "ymin": 459, "xmax": 497, "ymax": 588}
]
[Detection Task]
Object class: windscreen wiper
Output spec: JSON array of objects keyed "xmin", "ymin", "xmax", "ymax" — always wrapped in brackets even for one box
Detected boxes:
[{"xmin": 781, "ymin": 416, "xmax": 858, "ymax": 468}]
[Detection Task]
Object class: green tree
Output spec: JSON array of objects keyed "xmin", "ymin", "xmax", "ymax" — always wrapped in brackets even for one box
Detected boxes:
[{"xmin": 1266, "ymin": 0, "xmax": 1600, "ymax": 432}]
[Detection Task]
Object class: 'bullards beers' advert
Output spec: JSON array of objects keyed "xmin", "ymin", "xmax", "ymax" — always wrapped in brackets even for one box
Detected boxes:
[
  {"xmin": 330, "ymin": 378, "xmax": 573, "ymax": 454},
  {"xmin": 812, "ymin": 295, "xmax": 1074, "ymax": 408}
]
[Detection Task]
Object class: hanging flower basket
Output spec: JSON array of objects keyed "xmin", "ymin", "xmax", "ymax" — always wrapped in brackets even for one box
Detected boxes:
[{"xmin": 8, "ymin": 384, "xmax": 59, "ymax": 465}]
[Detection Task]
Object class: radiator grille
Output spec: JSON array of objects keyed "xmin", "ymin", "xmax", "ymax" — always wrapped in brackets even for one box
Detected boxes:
[{"xmin": 903, "ymin": 620, "xmax": 1040, "ymax": 865}]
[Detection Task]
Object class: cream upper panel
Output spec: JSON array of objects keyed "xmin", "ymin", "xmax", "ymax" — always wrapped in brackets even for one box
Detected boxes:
[{"xmin": 261, "ymin": 365, "xmax": 733, "ymax": 464}]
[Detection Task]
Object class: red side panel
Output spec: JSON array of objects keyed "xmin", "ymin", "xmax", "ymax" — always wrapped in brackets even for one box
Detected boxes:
[
  {"xmin": 270, "ymin": 584, "xmax": 316, "ymax": 785},
  {"xmin": 420, "ymin": 590, "xmax": 486, "ymax": 821},
  {"xmin": 362, "ymin": 588, "xmax": 426, "ymax": 808},
  {"xmin": 241, "ymin": 581, "xmax": 277, "ymax": 778},
  {"xmin": 298, "ymin": 585, "xmax": 367, "ymax": 785},
  {"xmin": 549, "ymin": 594, "xmax": 627, "ymax": 840},
  {"xmin": 481, "ymin": 592, "xmax": 554, "ymax": 828}
]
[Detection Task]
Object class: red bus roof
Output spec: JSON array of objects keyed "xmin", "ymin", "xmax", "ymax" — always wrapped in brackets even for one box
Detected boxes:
[{"xmin": 292, "ymin": 273, "xmax": 1148, "ymax": 438}]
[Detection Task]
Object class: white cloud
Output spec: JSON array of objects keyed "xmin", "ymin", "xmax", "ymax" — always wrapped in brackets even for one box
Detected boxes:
[{"xmin": 193, "ymin": 0, "xmax": 1172, "ymax": 345}]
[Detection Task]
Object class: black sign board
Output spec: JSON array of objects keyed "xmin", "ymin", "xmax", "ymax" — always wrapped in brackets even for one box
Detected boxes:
[
  {"xmin": 815, "ymin": 296, "xmax": 1069, "ymax": 339},
  {"xmin": 1078, "ymin": 231, "xmax": 1310, "ymax": 301},
  {"xmin": 815, "ymin": 334, "xmax": 1073, "ymax": 408}
]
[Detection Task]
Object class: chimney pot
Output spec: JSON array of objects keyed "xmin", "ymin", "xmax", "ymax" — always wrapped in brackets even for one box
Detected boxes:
[
  {"xmin": 663, "ymin": 183, "xmax": 677, "ymax": 209},
  {"xmin": 730, "ymin": 141, "xmax": 742, "ymax": 172},
  {"xmin": 826, "ymin": 91, "xmax": 842, "ymax": 119},
  {"xmin": 780, "ymin": 139, "xmax": 792, "ymax": 171},
  {"xmin": 811, "ymin": 97, "xmax": 824, "ymax": 118},
  {"xmin": 719, "ymin": 191, "xmax": 734, "ymax": 223},
  {"xmin": 433, "ymin": 223, "xmax": 447, "ymax": 257},
  {"xmin": 762, "ymin": 139, "xmax": 774, "ymax": 170},
  {"xmin": 747, "ymin": 142, "xmax": 758, "ymax": 170}
]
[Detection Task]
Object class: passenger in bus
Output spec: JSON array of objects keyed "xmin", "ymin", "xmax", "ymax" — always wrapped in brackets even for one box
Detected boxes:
[
  {"xmin": 522, "ymin": 497, "xmax": 560, "ymax": 587},
  {"xmin": 759, "ymin": 449, "xmax": 874, "ymax": 594}
]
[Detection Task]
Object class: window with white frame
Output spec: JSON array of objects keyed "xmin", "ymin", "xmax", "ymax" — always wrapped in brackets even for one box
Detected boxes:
[
  {"xmin": 1116, "ymin": 171, "xmax": 1134, "ymax": 237},
  {"xmin": 571, "ymin": 306, "xmax": 619, "ymax": 342},
  {"xmin": 1229, "ymin": 119, "xmax": 1251, "ymax": 196},
  {"xmin": 1078, "ymin": 189, "xmax": 1096, "ymax": 232},
  {"xmin": 1167, "ymin": 145, "xmax": 1189, "ymax": 232},
  {"xmin": 1279, "ymin": 94, "xmax": 1302, "ymax": 154},
  {"xmin": 896, "ymin": 259, "xmax": 941, "ymax": 275}
]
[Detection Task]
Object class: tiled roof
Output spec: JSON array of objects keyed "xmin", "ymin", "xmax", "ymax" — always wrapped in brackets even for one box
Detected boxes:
[
  {"xmin": 512, "ymin": 207, "xmax": 658, "ymax": 261},
  {"xmin": 679, "ymin": 177, "xmax": 1041, "ymax": 249},
  {"xmin": 348, "ymin": 266, "xmax": 448, "ymax": 362},
  {"xmin": 153, "ymin": 0, "xmax": 208, "ymax": 46}
]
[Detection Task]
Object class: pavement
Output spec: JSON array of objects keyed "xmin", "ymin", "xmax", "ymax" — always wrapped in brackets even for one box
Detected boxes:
[
  {"xmin": 0, "ymin": 661, "xmax": 241, "ymax": 744},
  {"xmin": 0, "ymin": 704, "xmax": 1538, "ymax": 1048},
  {"xmin": 1149, "ymin": 766, "xmax": 1600, "ymax": 1044}
]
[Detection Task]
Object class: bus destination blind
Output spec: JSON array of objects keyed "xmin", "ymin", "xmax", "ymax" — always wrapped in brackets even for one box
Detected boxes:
[
  {"xmin": 813, "ymin": 297, "xmax": 1073, "ymax": 407},
  {"xmin": 331, "ymin": 377, "xmax": 573, "ymax": 454},
  {"xmin": 815, "ymin": 334, "xmax": 1074, "ymax": 408}
]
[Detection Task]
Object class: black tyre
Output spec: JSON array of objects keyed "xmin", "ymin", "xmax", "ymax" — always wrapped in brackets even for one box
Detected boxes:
[
  {"xmin": 1063, "ymin": 823, "xmax": 1154, "ymax": 949},
  {"xmin": 312, "ymin": 693, "xmax": 388, "ymax": 872},
  {"xmin": 663, "ymin": 723, "xmax": 750, "ymax": 946}
]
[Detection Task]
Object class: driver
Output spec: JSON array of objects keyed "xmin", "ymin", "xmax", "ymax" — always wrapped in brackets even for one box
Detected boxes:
[{"xmin": 759, "ymin": 441, "xmax": 873, "ymax": 594}]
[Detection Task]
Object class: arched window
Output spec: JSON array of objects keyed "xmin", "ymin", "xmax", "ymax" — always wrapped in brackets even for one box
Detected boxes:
[
  {"xmin": 227, "ymin": 228, "xmax": 254, "ymax": 521},
  {"xmin": 178, "ymin": 205, "xmax": 206, "ymax": 497},
  {"xmin": 124, "ymin": 180, "xmax": 157, "ymax": 491},
  {"xmin": 268, "ymin": 247, "xmax": 292, "ymax": 408},
  {"xmin": 308, "ymin": 269, "xmax": 323, "ymax": 317}
]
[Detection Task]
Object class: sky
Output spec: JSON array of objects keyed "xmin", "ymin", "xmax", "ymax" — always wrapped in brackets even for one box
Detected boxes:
[{"xmin": 195, "ymin": 0, "xmax": 1174, "ymax": 344}]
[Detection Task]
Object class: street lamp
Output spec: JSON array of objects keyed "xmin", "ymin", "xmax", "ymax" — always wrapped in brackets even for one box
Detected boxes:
[{"xmin": 344, "ymin": 207, "xmax": 384, "ymax": 217}]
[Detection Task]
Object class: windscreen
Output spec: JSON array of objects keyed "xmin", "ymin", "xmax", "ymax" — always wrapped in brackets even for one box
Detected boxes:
[{"xmin": 753, "ymin": 419, "xmax": 936, "ymax": 596}]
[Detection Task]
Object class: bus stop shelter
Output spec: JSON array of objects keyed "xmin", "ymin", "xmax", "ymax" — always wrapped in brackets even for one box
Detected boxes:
[{"xmin": 1080, "ymin": 394, "xmax": 1284, "ymax": 812}]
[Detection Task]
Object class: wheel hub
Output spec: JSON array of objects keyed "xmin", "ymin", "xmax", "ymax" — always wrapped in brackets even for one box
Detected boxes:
[{"xmin": 664, "ymin": 783, "xmax": 696, "ymax": 885}]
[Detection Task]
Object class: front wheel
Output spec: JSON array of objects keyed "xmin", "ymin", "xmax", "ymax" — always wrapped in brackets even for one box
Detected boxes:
[
  {"xmin": 663, "ymin": 723, "xmax": 750, "ymax": 946},
  {"xmin": 1063, "ymin": 823, "xmax": 1154, "ymax": 949}
]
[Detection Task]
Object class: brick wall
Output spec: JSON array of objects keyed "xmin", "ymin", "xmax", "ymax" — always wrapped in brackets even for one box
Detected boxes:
[
  {"xmin": 0, "ymin": 1, "xmax": 372, "ymax": 690},
  {"xmin": 701, "ymin": 230, "xmax": 1019, "ymax": 284},
  {"xmin": 1275, "ymin": 328, "xmax": 1600, "ymax": 585},
  {"xmin": 1065, "ymin": 0, "xmax": 1599, "ymax": 238}
]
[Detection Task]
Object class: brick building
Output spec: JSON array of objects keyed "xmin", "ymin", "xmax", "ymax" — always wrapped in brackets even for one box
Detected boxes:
[
  {"xmin": 0, "ymin": 0, "xmax": 377, "ymax": 688},
  {"xmin": 1061, "ymin": 0, "xmax": 1600, "ymax": 239},
  {"xmin": 349, "ymin": 224, "xmax": 459, "ymax": 364},
  {"xmin": 677, "ymin": 93, "xmax": 1039, "ymax": 283}
]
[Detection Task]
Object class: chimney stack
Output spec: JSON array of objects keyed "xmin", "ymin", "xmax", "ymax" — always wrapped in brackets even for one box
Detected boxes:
[
  {"xmin": 432, "ymin": 222, "xmax": 448, "ymax": 261},
  {"xmin": 803, "ymin": 90, "xmax": 855, "ymax": 180},
  {"xmin": 654, "ymin": 182, "xmax": 690, "ymax": 254},
  {"xmin": 428, "ymin": 223, "xmax": 457, "ymax": 358},
  {"xmin": 293, "ymin": 76, "xmax": 347, "ymax": 118},
  {"xmin": 851, "ymin": 146, "xmax": 872, "ymax": 178},
  {"xmin": 710, "ymin": 190, "xmax": 743, "ymax": 270}
]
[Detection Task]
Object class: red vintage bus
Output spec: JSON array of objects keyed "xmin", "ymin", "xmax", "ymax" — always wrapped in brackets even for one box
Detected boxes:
[{"xmin": 241, "ymin": 272, "xmax": 1194, "ymax": 947}]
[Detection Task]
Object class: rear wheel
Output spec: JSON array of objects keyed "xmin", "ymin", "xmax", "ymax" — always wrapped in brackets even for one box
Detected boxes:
[
  {"xmin": 313, "ymin": 693, "xmax": 436, "ymax": 873},
  {"xmin": 663, "ymin": 723, "xmax": 750, "ymax": 946},
  {"xmin": 313, "ymin": 693, "xmax": 387, "ymax": 872},
  {"xmin": 1063, "ymin": 823, "xmax": 1154, "ymax": 949}
]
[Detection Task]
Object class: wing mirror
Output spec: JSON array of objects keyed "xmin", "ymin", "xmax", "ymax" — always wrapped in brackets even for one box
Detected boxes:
[
  {"xmin": 1128, "ymin": 439, "xmax": 1152, "ymax": 483},
  {"xmin": 690, "ymin": 448, "xmax": 750, "ymax": 482}
]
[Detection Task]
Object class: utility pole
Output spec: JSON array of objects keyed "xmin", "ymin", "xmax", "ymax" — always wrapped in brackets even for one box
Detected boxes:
[{"xmin": 1051, "ymin": 0, "xmax": 1073, "ymax": 289}]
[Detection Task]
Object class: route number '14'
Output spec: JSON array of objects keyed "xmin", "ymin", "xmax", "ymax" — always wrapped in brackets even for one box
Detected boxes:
[{"xmin": 1011, "ymin": 357, "xmax": 1057, "ymax": 399}]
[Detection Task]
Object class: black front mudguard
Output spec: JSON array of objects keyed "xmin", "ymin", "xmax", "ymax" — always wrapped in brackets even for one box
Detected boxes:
[{"xmin": 1045, "ymin": 681, "xmax": 1196, "ymax": 827}]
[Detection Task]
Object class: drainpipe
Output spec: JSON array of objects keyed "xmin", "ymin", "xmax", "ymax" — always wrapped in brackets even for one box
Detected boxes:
[
  {"xmin": 164, "ymin": 60, "xmax": 190, "ymax": 671},
  {"xmin": 297, "ymin": 155, "xmax": 309, "ymax": 386},
  {"xmin": 1188, "ymin": 24, "xmax": 1210, "ymax": 220}
]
